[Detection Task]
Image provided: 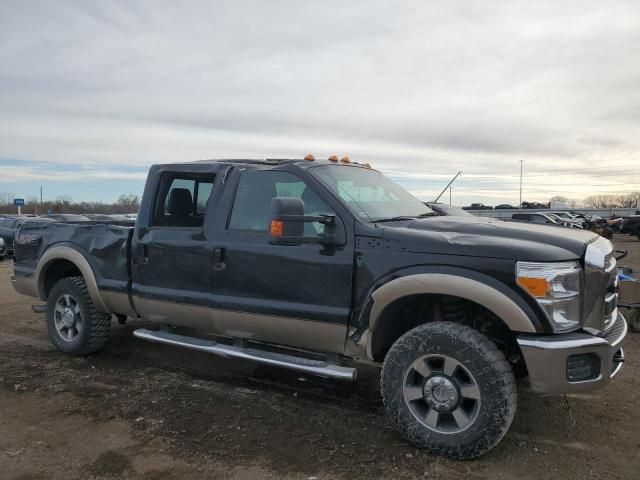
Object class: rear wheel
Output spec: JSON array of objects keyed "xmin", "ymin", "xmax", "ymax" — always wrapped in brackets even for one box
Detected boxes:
[
  {"xmin": 381, "ymin": 321, "xmax": 516, "ymax": 459},
  {"xmin": 46, "ymin": 276, "xmax": 111, "ymax": 355}
]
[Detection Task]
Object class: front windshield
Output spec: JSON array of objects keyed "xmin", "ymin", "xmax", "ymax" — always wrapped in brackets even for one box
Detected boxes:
[{"xmin": 310, "ymin": 165, "xmax": 433, "ymax": 222}]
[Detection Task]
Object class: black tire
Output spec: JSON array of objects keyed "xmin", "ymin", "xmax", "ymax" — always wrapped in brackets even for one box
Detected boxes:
[
  {"xmin": 381, "ymin": 321, "xmax": 516, "ymax": 459},
  {"xmin": 46, "ymin": 276, "xmax": 111, "ymax": 355}
]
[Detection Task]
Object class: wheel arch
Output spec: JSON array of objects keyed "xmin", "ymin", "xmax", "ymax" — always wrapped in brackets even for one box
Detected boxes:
[
  {"xmin": 365, "ymin": 270, "xmax": 540, "ymax": 361},
  {"xmin": 35, "ymin": 245, "xmax": 108, "ymax": 312}
]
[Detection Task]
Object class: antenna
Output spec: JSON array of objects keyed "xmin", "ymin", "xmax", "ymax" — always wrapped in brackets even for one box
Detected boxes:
[{"xmin": 434, "ymin": 171, "xmax": 462, "ymax": 203}]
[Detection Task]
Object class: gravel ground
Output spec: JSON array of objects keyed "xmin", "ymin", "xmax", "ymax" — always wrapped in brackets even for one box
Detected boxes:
[{"xmin": 1, "ymin": 235, "xmax": 639, "ymax": 479}]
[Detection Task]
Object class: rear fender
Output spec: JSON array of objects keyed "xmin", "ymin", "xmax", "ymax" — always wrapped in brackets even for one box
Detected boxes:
[{"xmin": 35, "ymin": 245, "xmax": 108, "ymax": 312}]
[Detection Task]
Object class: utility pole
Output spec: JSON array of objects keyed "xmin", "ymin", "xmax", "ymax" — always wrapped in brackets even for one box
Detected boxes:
[
  {"xmin": 449, "ymin": 186, "xmax": 452, "ymax": 205},
  {"xmin": 40, "ymin": 186, "xmax": 43, "ymax": 205},
  {"xmin": 519, "ymin": 160, "xmax": 523, "ymax": 208}
]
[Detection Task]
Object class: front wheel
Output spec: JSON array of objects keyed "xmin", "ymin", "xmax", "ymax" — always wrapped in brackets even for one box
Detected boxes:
[
  {"xmin": 381, "ymin": 321, "xmax": 517, "ymax": 459},
  {"xmin": 46, "ymin": 276, "xmax": 112, "ymax": 355}
]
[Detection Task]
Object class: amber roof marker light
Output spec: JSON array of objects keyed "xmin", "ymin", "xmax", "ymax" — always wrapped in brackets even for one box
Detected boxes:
[
  {"xmin": 328, "ymin": 155, "xmax": 339, "ymax": 162},
  {"xmin": 304, "ymin": 154, "xmax": 315, "ymax": 161},
  {"xmin": 340, "ymin": 156, "xmax": 351, "ymax": 164}
]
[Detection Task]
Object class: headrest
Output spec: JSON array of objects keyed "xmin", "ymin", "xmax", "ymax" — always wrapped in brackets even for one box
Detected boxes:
[{"xmin": 168, "ymin": 188, "xmax": 193, "ymax": 216}]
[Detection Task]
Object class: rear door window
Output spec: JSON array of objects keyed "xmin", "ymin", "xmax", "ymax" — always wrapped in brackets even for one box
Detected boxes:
[{"xmin": 152, "ymin": 174, "xmax": 216, "ymax": 228}]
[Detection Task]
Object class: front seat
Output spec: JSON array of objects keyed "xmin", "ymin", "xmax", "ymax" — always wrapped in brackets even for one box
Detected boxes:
[{"xmin": 167, "ymin": 188, "xmax": 199, "ymax": 227}]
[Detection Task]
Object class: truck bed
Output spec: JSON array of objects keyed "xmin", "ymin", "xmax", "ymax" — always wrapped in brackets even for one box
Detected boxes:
[{"xmin": 13, "ymin": 222, "xmax": 133, "ymax": 302}]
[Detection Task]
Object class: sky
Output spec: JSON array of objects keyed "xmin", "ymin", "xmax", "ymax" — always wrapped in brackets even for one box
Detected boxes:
[{"xmin": 1, "ymin": 1, "xmax": 640, "ymax": 206}]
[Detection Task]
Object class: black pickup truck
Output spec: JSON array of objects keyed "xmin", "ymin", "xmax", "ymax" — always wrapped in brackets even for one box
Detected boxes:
[{"xmin": 12, "ymin": 157, "xmax": 627, "ymax": 459}]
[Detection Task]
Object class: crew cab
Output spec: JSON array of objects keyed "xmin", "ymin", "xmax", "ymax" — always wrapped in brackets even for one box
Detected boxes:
[{"xmin": 12, "ymin": 157, "xmax": 627, "ymax": 459}]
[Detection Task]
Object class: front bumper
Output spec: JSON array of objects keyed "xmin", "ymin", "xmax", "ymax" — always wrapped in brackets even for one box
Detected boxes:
[{"xmin": 517, "ymin": 311, "xmax": 627, "ymax": 395}]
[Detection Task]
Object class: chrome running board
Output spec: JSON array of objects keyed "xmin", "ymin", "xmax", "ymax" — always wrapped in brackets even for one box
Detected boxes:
[{"xmin": 133, "ymin": 328, "xmax": 357, "ymax": 382}]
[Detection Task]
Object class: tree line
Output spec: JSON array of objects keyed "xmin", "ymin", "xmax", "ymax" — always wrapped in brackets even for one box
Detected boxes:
[
  {"xmin": 527, "ymin": 193, "xmax": 639, "ymax": 209},
  {"xmin": 581, "ymin": 192, "xmax": 640, "ymax": 209},
  {"xmin": 0, "ymin": 192, "xmax": 140, "ymax": 215},
  {"xmin": 1, "ymin": 190, "xmax": 638, "ymax": 215}
]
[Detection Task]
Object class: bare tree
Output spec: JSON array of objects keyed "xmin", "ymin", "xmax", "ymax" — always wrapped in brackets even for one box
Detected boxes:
[
  {"xmin": 583, "ymin": 195, "xmax": 612, "ymax": 208},
  {"xmin": 0, "ymin": 191, "xmax": 15, "ymax": 207},
  {"xmin": 584, "ymin": 193, "xmax": 640, "ymax": 209},
  {"xmin": 115, "ymin": 194, "xmax": 140, "ymax": 213},
  {"xmin": 626, "ymin": 191, "xmax": 640, "ymax": 208},
  {"xmin": 25, "ymin": 195, "xmax": 40, "ymax": 215}
]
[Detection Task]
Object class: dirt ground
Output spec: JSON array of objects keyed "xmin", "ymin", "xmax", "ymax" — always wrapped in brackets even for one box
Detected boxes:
[{"xmin": 1, "ymin": 235, "xmax": 639, "ymax": 480}]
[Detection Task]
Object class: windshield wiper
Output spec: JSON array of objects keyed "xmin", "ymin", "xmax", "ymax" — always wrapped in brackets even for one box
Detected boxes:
[
  {"xmin": 417, "ymin": 212, "xmax": 439, "ymax": 217},
  {"xmin": 372, "ymin": 216, "xmax": 416, "ymax": 222}
]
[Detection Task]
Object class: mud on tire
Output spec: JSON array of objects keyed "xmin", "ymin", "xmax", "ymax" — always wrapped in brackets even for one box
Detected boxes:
[
  {"xmin": 380, "ymin": 321, "xmax": 517, "ymax": 459},
  {"xmin": 46, "ymin": 276, "xmax": 111, "ymax": 355}
]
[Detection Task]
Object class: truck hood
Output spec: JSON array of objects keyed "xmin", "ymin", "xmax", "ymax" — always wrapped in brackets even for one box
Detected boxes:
[{"xmin": 379, "ymin": 216, "xmax": 598, "ymax": 262}]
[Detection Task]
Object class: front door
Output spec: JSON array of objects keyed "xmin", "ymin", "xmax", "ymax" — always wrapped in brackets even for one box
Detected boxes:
[{"xmin": 209, "ymin": 168, "xmax": 355, "ymax": 353}]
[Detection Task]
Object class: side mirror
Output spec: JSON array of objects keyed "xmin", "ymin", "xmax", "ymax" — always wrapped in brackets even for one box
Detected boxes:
[{"xmin": 268, "ymin": 197, "xmax": 336, "ymax": 246}]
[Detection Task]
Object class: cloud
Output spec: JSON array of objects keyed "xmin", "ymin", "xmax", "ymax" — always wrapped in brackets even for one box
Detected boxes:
[
  {"xmin": 1, "ymin": 1, "xmax": 640, "ymax": 204},
  {"xmin": 0, "ymin": 160, "xmax": 148, "ymax": 183}
]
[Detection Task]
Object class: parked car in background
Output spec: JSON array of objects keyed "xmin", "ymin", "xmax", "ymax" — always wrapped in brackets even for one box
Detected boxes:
[
  {"xmin": 0, "ymin": 236, "xmax": 6, "ymax": 260},
  {"xmin": 494, "ymin": 204, "xmax": 515, "ymax": 209},
  {"xmin": 462, "ymin": 203, "xmax": 493, "ymax": 210},
  {"xmin": 0, "ymin": 217, "xmax": 56, "ymax": 258},
  {"xmin": 424, "ymin": 202, "xmax": 474, "ymax": 217},
  {"xmin": 546, "ymin": 211, "xmax": 584, "ymax": 227},
  {"xmin": 511, "ymin": 212, "xmax": 560, "ymax": 225},
  {"xmin": 107, "ymin": 214, "xmax": 137, "ymax": 224},
  {"xmin": 521, "ymin": 201, "xmax": 549, "ymax": 209},
  {"xmin": 544, "ymin": 213, "xmax": 584, "ymax": 229},
  {"xmin": 40, "ymin": 214, "xmax": 91, "ymax": 222},
  {"xmin": 84, "ymin": 214, "xmax": 116, "ymax": 221},
  {"xmin": 620, "ymin": 215, "xmax": 640, "ymax": 238},
  {"xmin": 81, "ymin": 214, "xmax": 135, "ymax": 226}
]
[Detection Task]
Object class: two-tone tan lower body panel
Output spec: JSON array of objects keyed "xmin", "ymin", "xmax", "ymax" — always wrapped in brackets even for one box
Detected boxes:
[{"xmin": 134, "ymin": 297, "xmax": 347, "ymax": 354}]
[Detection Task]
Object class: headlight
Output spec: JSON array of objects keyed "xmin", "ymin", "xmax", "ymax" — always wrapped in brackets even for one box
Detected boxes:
[{"xmin": 516, "ymin": 261, "xmax": 582, "ymax": 333}]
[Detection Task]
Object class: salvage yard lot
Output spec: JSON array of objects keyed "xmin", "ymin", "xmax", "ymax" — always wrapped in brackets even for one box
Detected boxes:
[{"xmin": 1, "ymin": 235, "xmax": 640, "ymax": 480}]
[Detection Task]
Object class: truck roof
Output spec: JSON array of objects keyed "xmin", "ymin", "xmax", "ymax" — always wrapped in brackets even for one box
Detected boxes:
[{"xmin": 156, "ymin": 157, "xmax": 371, "ymax": 170}]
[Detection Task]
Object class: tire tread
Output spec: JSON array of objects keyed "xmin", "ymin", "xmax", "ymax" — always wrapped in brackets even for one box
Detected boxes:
[
  {"xmin": 380, "ymin": 321, "xmax": 517, "ymax": 459},
  {"xmin": 46, "ymin": 276, "xmax": 111, "ymax": 355}
]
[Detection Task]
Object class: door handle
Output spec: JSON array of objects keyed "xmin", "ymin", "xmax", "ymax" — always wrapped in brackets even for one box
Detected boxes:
[{"xmin": 213, "ymin": 247, "xmax": 225, "ymax": 271}]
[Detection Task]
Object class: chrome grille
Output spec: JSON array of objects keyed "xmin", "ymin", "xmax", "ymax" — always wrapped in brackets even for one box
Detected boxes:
[
  {"xmin": 598, "ymin": 311, "xmax": 625, "ymax": 343},
  {"xmin": 602, "ymin": 256, "xmax": 618, "ymax": 331},
  {"xmin": 583, "ymin": 238, "xmax": 616, "ymax": 332}
]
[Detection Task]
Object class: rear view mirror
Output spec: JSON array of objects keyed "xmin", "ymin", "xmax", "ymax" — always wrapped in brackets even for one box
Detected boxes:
[{"xmin": 268, "ymin": 197, "xmax": 336, "ymax": 246}]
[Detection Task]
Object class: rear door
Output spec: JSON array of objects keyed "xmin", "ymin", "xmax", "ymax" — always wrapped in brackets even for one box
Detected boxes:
[
  {"xmin": 131, "ymin": 169, "xmax": 219, "ymax": 328},
  {"xmin": 208, "ymin": 167, "xmax": 355, "ymax": 353}
]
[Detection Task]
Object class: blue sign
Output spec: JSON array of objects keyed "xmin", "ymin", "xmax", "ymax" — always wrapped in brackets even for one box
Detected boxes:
[{"xmin": 13, "ymin": 198, "xmax": 25, "ymax": 206}]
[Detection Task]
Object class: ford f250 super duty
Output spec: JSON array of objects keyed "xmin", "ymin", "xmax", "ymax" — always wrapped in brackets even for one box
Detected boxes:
[{"xmin": 12, "ymin": 156, "xmax": 627, "ymax": 459}]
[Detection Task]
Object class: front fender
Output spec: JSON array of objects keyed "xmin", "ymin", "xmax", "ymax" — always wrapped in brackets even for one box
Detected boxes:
[
  {"xmin": 353, "ymin": 265, "xmax": 549, "ymax": 360},
  {"xmin": 369, "ymin": 273, "xmax": 537, "ymax": 333}
]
